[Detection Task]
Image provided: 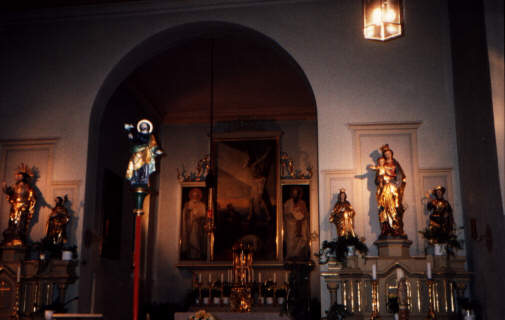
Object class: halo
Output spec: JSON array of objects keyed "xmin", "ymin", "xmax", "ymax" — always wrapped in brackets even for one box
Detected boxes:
[{"xmin": 137, "ymin": 119, "xmax": 153, "ymax": 133}]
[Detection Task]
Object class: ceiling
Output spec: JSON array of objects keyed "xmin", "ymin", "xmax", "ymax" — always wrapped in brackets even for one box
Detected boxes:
[{"xmin": 124, "ymin": 35, "xmax": 317, "ymax": 123}]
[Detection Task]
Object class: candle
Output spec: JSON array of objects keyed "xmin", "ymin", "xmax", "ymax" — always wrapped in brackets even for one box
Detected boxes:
[
  {"xmin": 16, "ymin": 264, "xmax": 21, "ymax": 283},
  {"xmin": 396, "ymin": 268, "xmax": 404, "ymax": 280},
  {"xmin": 427, "ymin": 262, "xmax": 432, "ymax": 279},
  {"xmin": 372, "ymin": 264, "xmax": 377, "ymax": 280},
  {"xmin": 221, "ymin": 273, "xmax": 224, "ymax": 283},
  {"xmin": 273, "ymin": 272, "xmax": 276, "ymax": 283},
  {"xmin": 259, "ymin": 272, "xmax": 262, "ymax": 282},
  {"xmin": 198, "ymin": 273, "xmax": 202, "ymax": 283}
]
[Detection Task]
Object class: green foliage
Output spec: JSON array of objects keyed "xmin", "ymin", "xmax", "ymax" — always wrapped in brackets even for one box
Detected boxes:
[
  {"xmin": 419, "ymin": 227, "xmax": 463, "ymax": 256},
  {"xmin": 275, "ymin": 288, "xmax": 287, "ymax": 298},
  {"xmin": 326, "ymin": 302, "xmax": 352, "ymax": 320},
  {"xmin": 316, "ymin": 234, "xmax": 369, "ymax": 264}
]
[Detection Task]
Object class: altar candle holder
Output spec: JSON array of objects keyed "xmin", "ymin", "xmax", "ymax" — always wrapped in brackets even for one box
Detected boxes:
[
  {"xmin": 10, "ymin": 282, "xmax": 21, "ymax": 320},
  {"xmin": 426, "ymin": 279, "xmax": 437, "ymax": 319},
  {"xmin": 370, "ymin": 279, "xmax": 380, "ymax": 319}
]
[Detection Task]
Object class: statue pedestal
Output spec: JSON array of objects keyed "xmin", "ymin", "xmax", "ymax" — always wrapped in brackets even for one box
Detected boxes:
[
  {"xmin": 0, "ymin": 246, "xmax": 26, "ymax": 262},
  {"xmin": 374, "ymin": 239, "xmax": 412, "ymax": 257}
]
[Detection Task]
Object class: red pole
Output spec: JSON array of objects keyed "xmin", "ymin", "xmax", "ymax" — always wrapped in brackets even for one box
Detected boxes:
[{"xmin": 133, "ymin": 214, "xmax": 142, "ymax": 320}]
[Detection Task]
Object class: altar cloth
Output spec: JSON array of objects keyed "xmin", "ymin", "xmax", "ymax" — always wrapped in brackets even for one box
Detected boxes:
[{"xmin": 174, "ymin": 312, "xmax": 291, "ymax": 320}]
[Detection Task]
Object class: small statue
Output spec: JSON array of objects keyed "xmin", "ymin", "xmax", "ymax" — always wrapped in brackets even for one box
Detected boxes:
[
  {"xmin": 427, "ymin": 186, "xmax": 454, "ymax": 237},
  {"xmin": 43, "ymin": 196, "xmax": 70, "ymax": 247},
  {"xmin": 125, "ymin": 119, "xmax": 163, "ymax": 186},
  {"xmin": 369, "ymin": 144, "xmax": 407, "ymax": 238},
  {"xmin": 329, "ymin": 189, "xmax": 356, "ymax": 237},
  {"xmin": 2, "ymin": 163, "xmax": 37, "ymax": 247},
  {"xmin": 196, "ymin": 154, "xmax": 210, "ymax": 180}
]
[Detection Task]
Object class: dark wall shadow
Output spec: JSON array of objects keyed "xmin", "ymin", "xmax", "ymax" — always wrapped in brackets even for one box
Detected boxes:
[
  {"xmin": 354, "ymin": 150, "xmax": 382, "ymax": 242},
  {"xmin": 29, "ymin": 167, "xmax": 50, "ymax": 244}
]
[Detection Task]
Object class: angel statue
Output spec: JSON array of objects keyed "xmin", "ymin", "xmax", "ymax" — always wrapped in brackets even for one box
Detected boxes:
[
  {"xmin": 2, "ymin": 163, "xmax": 37, "ymax": 247},
  {"xmin": 43, "ymin": 196, "xmax": 71, "ymax": 247},
  {"xmin": 125, "ymin": 119, "xmax": 163, "ymax": 186},
  {"xmin": 329, "ymin": 189, "xmax": 356, "ymax": 238}
]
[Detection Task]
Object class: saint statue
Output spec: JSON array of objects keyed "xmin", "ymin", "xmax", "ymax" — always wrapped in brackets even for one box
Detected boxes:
[
  {"xmin": 283, "ymin": 186, "xmax": 309, "ymax": 260},
  {"xmin": 427, "ymin": 186, "xmax": 454, "ymax": 237},
  {"xmin": 182, "ymin": 188, "xmax": 207, "ymax": 259},
  {"xmin": 43, "ymin": 196, "xmax": 71, "ymax": 247},
  {"xmin": 370, "ymin": 144, "xmax": 407, "ymax": 238},
  {"xmin": 2, "ymin": 163, "xmax": 37, "ymax": 247},
  {"xmin": 125, "ymin": 119, "xmax": 163, "ymax": 186},
  {"xmin": 329, "ymin": 189, "xmax": 356, "ymax": 238}
]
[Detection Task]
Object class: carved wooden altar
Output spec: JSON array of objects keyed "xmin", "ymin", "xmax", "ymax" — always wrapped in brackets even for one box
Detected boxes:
[
  {"xmin": 0, "ymin": 247, "xmax": 77, "ymax": 320},
  {"xmin": 321, "ymin": 241, "xmax": 470, "ymax": 319}
]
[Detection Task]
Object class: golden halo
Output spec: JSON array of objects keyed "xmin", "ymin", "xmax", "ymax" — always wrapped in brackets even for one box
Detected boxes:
[{"xmin": 137, "ymin": 119, "xmax": 153, "ymax": 133}]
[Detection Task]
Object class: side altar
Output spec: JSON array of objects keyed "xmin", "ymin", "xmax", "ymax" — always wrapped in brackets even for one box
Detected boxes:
[
  {"xmin": 321, "ymin": 144, "xmax": 471, "ymax": 319},
  {"xmin": 321, "ymin": 241, "xmax": 470, "ymax": 319}
]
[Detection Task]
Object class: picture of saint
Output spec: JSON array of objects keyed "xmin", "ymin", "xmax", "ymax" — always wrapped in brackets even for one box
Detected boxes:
[
  {"xmin": 181, "ymin": 187, "xmax": 207, "ymax": 260},
  {"xmin": 213, "ymin": 139, "xmax": 277, "ymax": 260},
  {"xmin": 283, "ymin": 185, "xmax": 310, "ymax": 260}
]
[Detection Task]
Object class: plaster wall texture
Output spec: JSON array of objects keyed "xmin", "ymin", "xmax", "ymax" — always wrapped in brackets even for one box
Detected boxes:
[
  {"xmin": 484, "ymin": 0, "xmax": 505, "ymax": 214},
  {"xmin": 0, "ymin": 0, "xmax": 465, "ymax": 310}
]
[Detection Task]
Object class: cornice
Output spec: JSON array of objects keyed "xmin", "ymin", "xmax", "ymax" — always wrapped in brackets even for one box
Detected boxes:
[{"xmin": 0, "ymin": 0, "xmax": 323, "ymax": 26}]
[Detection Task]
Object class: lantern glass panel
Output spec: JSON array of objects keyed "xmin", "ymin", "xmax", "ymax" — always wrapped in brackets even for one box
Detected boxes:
[{"xmin": 364, "ymin": 0, "xmax": 402, "ymax": 41}]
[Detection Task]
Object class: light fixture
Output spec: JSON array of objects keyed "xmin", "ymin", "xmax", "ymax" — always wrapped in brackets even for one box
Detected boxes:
[{"xmin": 363, "ymin": 0, "xmax": 403, "ymax": 41}]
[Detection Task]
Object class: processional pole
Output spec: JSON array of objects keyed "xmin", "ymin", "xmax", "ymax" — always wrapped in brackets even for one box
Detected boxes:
[
  {"xmin": 124, "ymin": 119, "xmax": 163, "ymax": 320},
  {"xmin": 205, "ymin": 38, "xmax": 216, "ymax": 262}
]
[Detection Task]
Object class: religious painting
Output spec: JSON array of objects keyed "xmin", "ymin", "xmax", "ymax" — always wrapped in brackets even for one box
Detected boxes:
[
  {"xmin": 282, "ymin": 183, "xmax": 310, "ymax": 261},
  {"xmin": 180, "ymin": 184, "xmax": 208, "ymax": 261},
  {"xmin": 213, "ymin": 138, "xmax": 278, "ymax": 261}
]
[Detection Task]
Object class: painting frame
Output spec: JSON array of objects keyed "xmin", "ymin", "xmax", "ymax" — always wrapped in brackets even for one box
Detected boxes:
[
  {"xmin": 179, "ymin": 182, "xmax": 208, "ymax": 261},
  {"xmin": 212, "ymin": 132, "xmax": 281, "ymax": 262},
  {"xmin": 281, "ymin": 180, "xmax": 311, "ymax": 261}
]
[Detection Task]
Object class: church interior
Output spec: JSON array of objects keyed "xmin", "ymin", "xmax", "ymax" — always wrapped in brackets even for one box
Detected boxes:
[{"xmin": 0, "ymin": 0, "xmax": 503, "ymax": 319}]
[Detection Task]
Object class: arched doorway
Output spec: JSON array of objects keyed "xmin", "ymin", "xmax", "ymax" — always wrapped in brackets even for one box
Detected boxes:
[{"xmin": 82, "ymin": 22, "xmax": 318, "ymax": 319}]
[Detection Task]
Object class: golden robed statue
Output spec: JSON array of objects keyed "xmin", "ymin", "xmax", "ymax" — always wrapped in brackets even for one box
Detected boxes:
[
  {"xmin": 330, "ymin": 189, "xmax": 356, "ymax": 237},
  {"xmin": 44, "ymin": 195, "xmax": 71, "ymax": 246},
  {"xmin": 125, "ymin": 119, "xmax": 163, "ymax": 186},
  {"xmin": 2, "ymin": 163, "xmax": 37, "ymax": 247},
  {"xmin": 369, "ymin": 144, "xmax": 407, "ymax": 238},
  {"xmin": 427, "ymin": 186, "xmax": 454, "ymax": 238}
]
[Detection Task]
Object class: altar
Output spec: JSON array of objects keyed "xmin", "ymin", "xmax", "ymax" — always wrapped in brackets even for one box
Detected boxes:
[{"xmin": 175, "ymin": 312, "xmax": 290, "ymax": 320}]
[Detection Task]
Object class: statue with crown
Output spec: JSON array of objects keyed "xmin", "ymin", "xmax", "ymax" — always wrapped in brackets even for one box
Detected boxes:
[{"xmin": 2, "ymin": 163, "xmax": 37, "ymax": 247}]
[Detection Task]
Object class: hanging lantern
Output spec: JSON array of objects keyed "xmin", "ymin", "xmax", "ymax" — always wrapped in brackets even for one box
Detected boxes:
[{"xmin": 363, "ymin": 0, "xmax": 403, "ymax": 41}]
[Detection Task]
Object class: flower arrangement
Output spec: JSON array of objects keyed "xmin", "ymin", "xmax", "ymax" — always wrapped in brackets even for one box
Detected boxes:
[
  {"xmin": 418, "ymin": 227, "xmax": 463, "ymax": 256},
  {"xmin": 188, "ymin": 310, "xmax": 215, "ymax": 320},
  {"xmin": 316, "ymin": 234, "xmax": 368, "ymax": 264}
]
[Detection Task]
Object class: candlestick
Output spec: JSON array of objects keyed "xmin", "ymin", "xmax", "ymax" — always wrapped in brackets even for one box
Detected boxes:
[
  {"xmin": 427, "ymin": 262, "xmax": 432, "ymax": 279},
  {"xmin": 370, "ymin": 279, "xmax": 380, "ymax": 319},
  {"xmin": 396, "ymin": 268, "xmax": 404, "ymax": 280},
  {"xmin": 426, "ymin": 279, "xmax": 436, "ymax": 319},
  {"xmin": 372, "ymin": 264, "xmax": 377, "ymax": 280}
]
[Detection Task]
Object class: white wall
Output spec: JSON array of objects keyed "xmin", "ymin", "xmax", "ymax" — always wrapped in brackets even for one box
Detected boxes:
[{"xmin": 0, "ymin": 0, "xmax": 462, "ymax": 312}]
